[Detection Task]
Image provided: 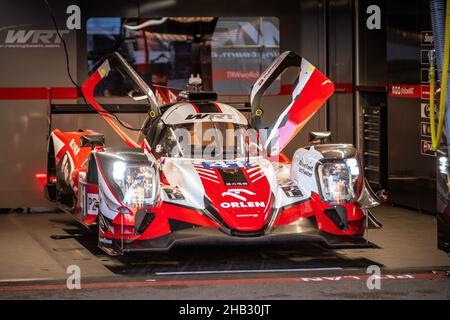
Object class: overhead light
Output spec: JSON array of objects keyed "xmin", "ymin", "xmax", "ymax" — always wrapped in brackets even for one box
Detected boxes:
[
  {"xmin": 124, "ymin": 17, "xmax": 168, "ymax": 30},
  {"xmin": 140, "ymin": 0, "xmax": 177, "ymax": 12}
]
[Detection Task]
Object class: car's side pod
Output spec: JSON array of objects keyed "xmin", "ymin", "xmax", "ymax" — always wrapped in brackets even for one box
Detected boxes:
[
  {"xmin": 290, "ymin": 143, "xmax": 381, "ymax": 225},
  {"xmin": 45, "ymin": 129, "xmax": 104, "ymax": 206},
  {"xmin": 303, "ymin": 133, "xmax": 381, "ymax": 217}
]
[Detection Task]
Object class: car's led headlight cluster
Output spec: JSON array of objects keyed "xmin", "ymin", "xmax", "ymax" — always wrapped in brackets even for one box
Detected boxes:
[
  {"xmin": 112, "ymin": 161, "xmax": 158, "ymax": 208},
  {"xmin": 317, "ymin": 158, "xmax": 362, "ymax": 204}
]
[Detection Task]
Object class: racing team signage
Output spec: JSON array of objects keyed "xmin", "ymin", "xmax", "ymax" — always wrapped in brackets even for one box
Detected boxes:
[
  {"xmin": 388, "ymin": 84, "xmax": 432, "ymax": 99},
  {"xmin": 388, "ymin": 29, "xmax": 436, "ymax": 158},
  {"xmin": 419, "ymin": 30, "xmax": 435, "ymax": 157},
  {"xmin": 388, "ymin": 81, "xmax": 436, "ymax": 157}
]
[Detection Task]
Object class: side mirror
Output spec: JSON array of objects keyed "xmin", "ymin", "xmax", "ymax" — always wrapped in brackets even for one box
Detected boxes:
[
  {"xmin": 357, "ymin": 178, "xmax": 381, "ymax": 209},
  {"xmin": 80, "ymin": 134, "xmax": 105, "ymax": 149},
  {"xmin": 309, "ymin": 131, "xmax": 331, "ymax": 144}
]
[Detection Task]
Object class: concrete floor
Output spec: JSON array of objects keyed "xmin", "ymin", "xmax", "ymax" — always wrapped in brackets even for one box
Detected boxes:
[{"xmin": 0, "ymin": 204, "xmax": 449, "ymax": 299}]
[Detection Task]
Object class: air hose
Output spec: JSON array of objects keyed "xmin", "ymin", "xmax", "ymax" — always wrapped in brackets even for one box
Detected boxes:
[{"xmin": 430, "ymin": 0, "xmax": 450, "ymax": 151}]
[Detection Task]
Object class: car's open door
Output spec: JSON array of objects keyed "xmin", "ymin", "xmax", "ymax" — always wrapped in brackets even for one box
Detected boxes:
[
  {"xmin": 250, "ymin": 51, "xmax": 335, "ymax": 156},
  {"xmin": 81, "ymin": 52, "xmax": 159, "ymax": 148}
]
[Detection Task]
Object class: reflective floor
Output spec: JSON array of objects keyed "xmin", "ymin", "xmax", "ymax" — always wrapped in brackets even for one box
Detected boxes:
[{"xmin": 0, "ymin": 205, "xmax": 449, "ymax": 299}]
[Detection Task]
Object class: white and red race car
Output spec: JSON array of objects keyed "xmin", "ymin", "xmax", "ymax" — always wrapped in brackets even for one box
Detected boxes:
[{"xmin": 45, "ymin": 51, "xmax": 380, "ymax": 255}]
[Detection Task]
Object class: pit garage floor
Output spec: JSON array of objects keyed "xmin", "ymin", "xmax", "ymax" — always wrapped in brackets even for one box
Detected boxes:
[{"xmin": 0, "ymin": 205, "xmax": 449, "ymax": 299}]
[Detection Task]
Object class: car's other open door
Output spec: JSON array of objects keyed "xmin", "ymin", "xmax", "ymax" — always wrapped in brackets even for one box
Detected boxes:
[
  {"xmin": 250, "ymin": 51, "xmax": 334, "ymax": 156},
  {"xmin": 81, "ymin": 52, "xmax": 159, "ymax": 148}
]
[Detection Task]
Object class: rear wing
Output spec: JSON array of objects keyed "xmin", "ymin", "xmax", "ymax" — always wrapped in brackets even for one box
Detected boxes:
[{"xmin": 250, "ymin": 51, "xmax": 334, "ymax": 155}]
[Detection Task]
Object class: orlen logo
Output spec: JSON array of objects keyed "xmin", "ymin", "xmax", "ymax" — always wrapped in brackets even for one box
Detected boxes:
[{"xmin": 220, "ymin": 189, "xmax": 265, "ymax": 209}]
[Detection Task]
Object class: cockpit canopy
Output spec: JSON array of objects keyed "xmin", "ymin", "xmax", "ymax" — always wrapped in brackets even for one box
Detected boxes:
[
  {"xmin": 154, "ymin": 102, "xmax": 258, "ymax": 160},
  {"xmin": 159, "ymin": 122, "xmax": 250, "ymax": 159},
  {"xmin": 160, "ymin": 102, "xmax": 248, "ymax": 126}
]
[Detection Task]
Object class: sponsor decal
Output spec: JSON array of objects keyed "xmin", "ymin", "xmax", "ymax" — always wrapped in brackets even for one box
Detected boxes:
[
  {"xmin": 281, "ymin": 185, "xmax": 303, "ymax": 197},
  {"xmin": 236, "ymin": 213, "xmax": 259, "ymax": 217},
  {"xmin": 212, "ymin": 70, "xmax": 260, "ymax": 80},
  {"xmin": 0, "ymin": 6, "xmax": 79, "ymax": 49},
  {"xmin": 297, "ymin": 159, "xmax": 314, "ymax": 177},
  {"xmin": 0, "ymin": 26, "xmax": 70, "ymax": 49},
  {"xmin": 419, "ymin": 32, "xmax": 435, "ymax": 158},
  {"xmin": 202, "ymin": 161, "xmax": 250, "ymax": 169},
  {"xmin": 69, "ymin": 138, "xmax": 80, "ymax": 156},
  {"xmin": 220, "ymin": 188, "xmax": 265, "ymax": 210},
  {"xmin": 164, "ymin": 188, "xmax": 185, "ymax": 200},
  {"xmin": 87, "ymin": 193, "xmax": 99, "ymax": 215},
  {"xmin": 389, "ymin": 84, "xmax": 420, "ymax": 98},
  {"xmin": 421, "ymin": 139, "xmax": 436, "ymax": 157},
  {"xmin": 212, "ymin": 50, "xmax": 279, "ymax": 60},
  {"xmin": 256, "ymin": 55, "xmax": 282, "ymax": 87},
  {"xmin": 420, "ymin": 85, "xmax": 432, "ymax": 99},
  {"xmin": 420, "ymin": 31, "xmax": 433, "ymax": 46},
  {"xmin": 221, "ymin": 189, "xmax": 256, "ymax": 201},
  {"xmin": 222, "ymin": 181, "xmax": 248, "ymax": 186},
  {"xmin": 99, "ymin": 237, "xmax": 113, "ymax": 244},
  {"xmin": 220, "ymin": 201, "xmax": 265, "ymax": 209},
  {"xmin": 421, "ymin": 103, "xmax": 430, "ymax": 119},
  {"xmin": 421, "ymin": 122, "xmax": 431, "ymax": 137},
  {"xmin": 185, "ymin": 113, "xmax": 234, "ymax": 121}
]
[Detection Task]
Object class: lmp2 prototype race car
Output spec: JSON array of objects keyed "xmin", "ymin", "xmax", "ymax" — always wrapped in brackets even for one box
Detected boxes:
[{"xmin": 44, "ymin": 51, "xmax": 381, "ymax": 255}]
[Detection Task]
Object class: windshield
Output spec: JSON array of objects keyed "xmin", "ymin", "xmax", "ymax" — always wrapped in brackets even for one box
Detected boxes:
[{"xmin": 157, "ymin": 121, "xmax": 262, "ymax": 160}]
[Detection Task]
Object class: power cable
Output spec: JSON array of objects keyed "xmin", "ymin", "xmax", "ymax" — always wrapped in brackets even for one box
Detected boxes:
[{"xmin": 42, "ymin": 0, "xmax": 142, "ymax": 131}]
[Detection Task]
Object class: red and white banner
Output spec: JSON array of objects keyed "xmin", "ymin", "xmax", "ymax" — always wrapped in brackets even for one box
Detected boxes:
[
  {"xmin": 389, "ymin": 84, "xmax": 434, "ymax": 99},
  {"xmin": 389, "ymin": 84, "xmax": 421, "ymax": 98}
]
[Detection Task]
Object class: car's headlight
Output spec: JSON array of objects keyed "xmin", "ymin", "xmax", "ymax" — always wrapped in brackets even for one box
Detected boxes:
[
  {"xmin": 317, "ymin": 158, "xmax": 362, "ymax": 204},
  {"xmin": 112, "ymin": 161, "xmax": 158, "ymax": 208}
]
